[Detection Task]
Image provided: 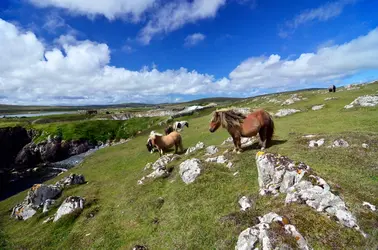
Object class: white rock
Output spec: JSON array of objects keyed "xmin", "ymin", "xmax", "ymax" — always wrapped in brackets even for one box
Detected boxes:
[
  {"xmin": 222, "ymin": 137, "xmax": 254, "ymax": 147},
  {"xmin": 179, "ymin": 159, "xmax": 202, "ymax": 184},
  {"xmin": 205, "ymin": 145, "xmax": 219, "ymax": 155},
  {"xmin": 281, "ymin": 95, "xmax": 302, "ymax": 106},
  {"xmin": 56, "ymin": 174, "xmax": 85, "ymax": 188},
  {"xmin": 302, "ymin": 134, "xmax": 317, "ymax": 138},
  {"xmin": 362, "ymin": 143, "xmax": 369, "ymax": 149},
  {"xmin": 42, "ymin": 199, "xmax": 55, "ymax": 213},
  {"xmin": 146, "ymin": 167, "xmax": 170, "ymax": 179},
  {"xmin": 332, "ymin": 139, "xmax": 349, "ymax": 148},
  {"xmin": 233, "ymin": 171, "xmax": 239, "ymax": 176},
  {"xmin": 226, "ymin": 162, "xmax": 233, "ymax": 169},
  {"xmin": 275, "ymin": 109, "xmax": 301, "ymax": 117},
  {"xmin": 185, "ymin": 142, "xmax": 205, "ymax": 155},
  {"xmin": 324, "ymin": 97, "xmax": 338, "ymax": 101},
  {"xmin": 312, "ymin": 104, "xmax": 325, "ymax": 111},
  {"xmin": 42, "ymin": 216, "xmax": 54, "ymax": 224},
  {"xmin": 151, "ymin": 154, "xmax": 179, "ymax": 170},
  {"xmin": 222, "ymin": 137, "xmax": 234, "ymax": 145},
  {"xmin": 205, "ymin": 155, "xmax": 228, "ymax": 164},
  {"xmin": 54, "ymin": 196, "xmax": 85, "ymax": 222},
  {"xmin": 238, "ymin": 196, "xmax": 253, "ymax": 211},
  {"xmin": 362, "ymin": 202, "xmax": 376, "ymax": 211},
  {"xmin": 344, "ymin": 95, "xmax": 378, "ymax": 109},
  {"xmin": 309, "ymin": 138, "xmax": 325, "ymax": 148},
  {"xmin": 11, "ymin": 204, "xmax": 37, "ymax": 220}
]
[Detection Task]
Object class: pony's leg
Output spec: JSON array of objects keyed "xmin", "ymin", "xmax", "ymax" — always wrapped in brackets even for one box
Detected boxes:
[
  {"xmin": 236, "ymin": 136, "xmax": 242, "ymax": 154},
  {"xmin": 174, "ymin": 143, "xmax": 178, "ymax": 154},
  {"xmin": 258, "ymin": 126, "xmax": 267, "ymax": 150}
]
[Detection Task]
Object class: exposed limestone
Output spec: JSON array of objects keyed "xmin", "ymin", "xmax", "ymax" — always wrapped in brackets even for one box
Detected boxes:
[
  {"xmin": 146, "ymin": 167, "xmax": 170, "ymax": 179},
  {"xmin": 345, "ymin": 84, "xmax": 360, "ymax": 91},
  {"xmin": 362, "ymin": 202, "xmax": 376, "ymax": 211},
  {"xmin": 238, "ymin": 196, "xmax": 253, "ymax": 211},
  {"xmin": 281, "ymin": 94, "xmax": 303, "ymax": 106},
  {"xmin": 42, "ymin": 199, "xmax": 55, "ymax": 213},
  {"xmin": 179, "ymin": 159, "xmax": 202, "ymax": 184},
  {"xmin": 56, "ymin": 174, "xmax": 85, "ymax": 188},
  {"xmin": 222, "ymin": 137, "xmax": 254, "ymax": 148},
  {"xmin": 344, "ymin": 95, "xmax": 378, "ymax": 109},
  {"xmin": 255, "ymin": 152, "xmax": 364, "ymax": 234},
  {"xmin": 205, "ymin": 146, "xmax": 219, "ymax": 155},
  {"xmin": 309, "ymin": 139, "xmax": 325, "ymax": 148},
  {"xmin": 185, "ymin": 142, "xmax": 205, "ymax": 155},
  {"xmin": 11, "ymin": 204, "xmax": 37, "ymax": 220},
  {"xmin": 312, "ymin": 104, "xmax": 325, "ymax": 111},
  {"xmin": 275, "ymin": 109, "xmax": 301, "ymax": 117},
  {"xmin": 151, "ymin": 154, "xmax": 180, "ymax": 170},
  {"xmin": 235, "ymin": 212, "xmax": 311, "ymax": 250},
  {"xmin": 332, "ymin": 139, "xmax": 349, "ymax": 148},
  {"xmin": 53, "ymin": 196, "xmax": 85, "ymax": 222},
  {"xmin": 302, "ymin": 134, "xmax": 317, "ymax": 138},
  {"xmin": 324, "ymin": 97, "xmax": 338, "ymax": 101},
  {"xmin": 205, "ymin": 155, "xmax": 228, "ymax": 164},
  {"xmin": 362, "ymin": 143, "xmax": 369, "ymax": 149},
  {"xmin": 138, "ymin": 154, "xmax": 179, "ymax": 184}
]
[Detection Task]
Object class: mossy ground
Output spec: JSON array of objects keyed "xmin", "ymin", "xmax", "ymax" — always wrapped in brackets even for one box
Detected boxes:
[{"xmin": 1, "ymin": 83, "xmax": 378, "ymax": 249}]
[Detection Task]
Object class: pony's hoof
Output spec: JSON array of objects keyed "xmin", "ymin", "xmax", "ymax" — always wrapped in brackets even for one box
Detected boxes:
[
  {"xmin": 233, "ymin": 149, "xmax": 237, "ymax": 153},
  {"xmin": 236, "ymin": 151, "xmax": 241, "ymax": 155},
  {"xmin": 261, "ymin": 147, "xmax": 265, "ymax": 150}
]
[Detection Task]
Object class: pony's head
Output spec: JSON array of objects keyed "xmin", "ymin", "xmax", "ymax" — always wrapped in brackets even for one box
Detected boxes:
[
  {"xmin": 146, "ymin": 138, "xmax": 154, "ymax": 152},
  {"xmin": 209, "ymin": 111, "xmax": 222, "ymax": 133},
  {"xmin": 209, "ymin": 109, "xmax": 246, "ymax": 133}
]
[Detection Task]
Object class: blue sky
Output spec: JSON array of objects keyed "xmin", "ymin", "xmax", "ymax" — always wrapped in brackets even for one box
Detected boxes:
[{"xmin": 0, "ymin": 0, "xmax": 378, "ymax": 105}]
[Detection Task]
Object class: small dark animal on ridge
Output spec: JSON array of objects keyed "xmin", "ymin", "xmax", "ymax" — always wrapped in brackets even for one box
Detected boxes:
[
  {"xmin": 209, "ymin": 108, "xmax": 274, "ymax": 153},
  {"xmin": 328, "ymin": 85, "xmax": 336, "ymax": 92}
]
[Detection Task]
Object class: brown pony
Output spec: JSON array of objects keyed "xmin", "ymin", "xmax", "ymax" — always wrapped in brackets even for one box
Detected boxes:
[
  {"xmin": 209, "ymin": 108, "xmax": 274, "ymax": 153},
  {"xmin": 164, "ymin": 125, "xmax": 174, "ymax": 135},
  {"xmin": 149, "ymin": 131, "xmax": 184, "ymax": 156}
]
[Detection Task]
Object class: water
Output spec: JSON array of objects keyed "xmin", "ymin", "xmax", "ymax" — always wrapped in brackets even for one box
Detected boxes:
[{"xmin": 1, "ymin": 111, "xmax": 78, "ymax": 118}]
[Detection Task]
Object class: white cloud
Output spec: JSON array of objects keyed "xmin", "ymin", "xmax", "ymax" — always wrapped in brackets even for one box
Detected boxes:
[
  {"xmin": 279, "ymin": 0, "xmax": 356, "ymax": 38},
  {"xmin": 0, "ymin": 18, "xmax": 230, "ymax": 105},
  {"xmin": 230, "ymin": 27, "xmax": 378, "ymax": 89},
  {"xmin": 28, "ymin": 0, "xmax": 157, "ymax": 21},
  {"xmin": 138, "ymin": 0, "xmax": 225, "ymax": 44},
  {"xmin": 184, "ymin": 33, "xmax": 206, "ymax": 47}
]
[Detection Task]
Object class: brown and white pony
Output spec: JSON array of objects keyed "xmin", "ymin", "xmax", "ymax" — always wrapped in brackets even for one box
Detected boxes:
[
  {"xmin": 149, "ymin": 131, "xmax": 184, "ymax": 156},
  {"xmin": 209, "ymin": 108, "xmax": 274, "ymax": 153}
]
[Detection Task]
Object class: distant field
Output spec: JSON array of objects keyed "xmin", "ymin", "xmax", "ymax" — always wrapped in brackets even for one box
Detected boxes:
[{"xmin": 0, "ymin": 83, "xmax": 377, "ymax": 249}]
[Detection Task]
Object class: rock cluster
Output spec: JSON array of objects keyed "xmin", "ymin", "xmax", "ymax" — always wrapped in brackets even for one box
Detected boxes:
[
  {"xmin": 344, "ymin": 95, "xmax": 378, "ymax": 109},
  {"xmin": 11, "ymin": 174, "xmax": 85, "ymax": 220},
  {"xmin": 308, "ymin": 138, "xmax": 325, "ymax": 148},
  {"xmin": 238, "ymin": 196, "xmax": 253, "ymax": 211},
  {"xmin": 275, "ymin": 109, "xmax": 301, "ymax": 117},
  {"xmin": 138, "ymin": 154, "xmax": 179, "ymax": 184},
  {"xmin": 255, "ymin": 152, "xmax": 363, "ymax": 234},
  {"xmin": 236, "ymin": 212, "xmax": 311, "ymax": 250},
  {"xmin": 205, "ymin": 146, "xmax": 219, "ymax": 155},
  {"xmin": 222, "ymin": 137, "xmax": 254, "ymax": 148},
  {"xmin": 332, "ymin": 139, "xmax": 349, "ymax": 148},
  {"xmin": 281, "ymin": 94, "xmax": 303, "ymax": 106},
  {"xmin": 185, "ymin": 142, "xmax": 205, "ymax": 155}
]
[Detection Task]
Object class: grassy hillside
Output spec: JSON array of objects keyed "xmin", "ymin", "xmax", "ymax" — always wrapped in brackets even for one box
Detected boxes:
[{"xmin": 0, "ymin": 83, "xmax": 377, "ymax": 249}]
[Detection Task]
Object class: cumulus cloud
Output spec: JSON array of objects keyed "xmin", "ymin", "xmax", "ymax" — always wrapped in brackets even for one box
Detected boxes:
[
  {"xmin": 230, "ymin": 27, "xmax": 378, "ymax": 88},
  {"xmin": 184, "ymin": 33, "xmax": 206, "ymax": 47},
  {"xmin": 0, "ymin": 18, "xmax": 231, "ymax": 105},
  {"xmin": 279, "ymin": 0, "xmax": 357, "ymax": 38},
  {"xmin": 138, "ymin": 0, "xmax": 225, "ymax": 44},
  {"xmin": 28, "ymin": 0, "xmax": 157, "ymax": 21}
]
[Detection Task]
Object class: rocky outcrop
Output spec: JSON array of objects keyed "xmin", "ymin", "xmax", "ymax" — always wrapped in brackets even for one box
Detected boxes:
[
  {"xmin": 53, "ymin": 196, "xmax": 85, "ymax": 222},
  {"xmin": 11, "ymin": 174, "xmax": 85, "ymax": 220},
  {"xmin": 308, "ymin": 138, "xmax": 325, "ymax": 148},
  {"xmin": 344, "ymin": 95, "xmax": 378, "ymax": 109},
  {"xmin": 362, "ymin": 202, "xmax": 376, "ymax": 211},
  {"xmin": 138, "ymin": 154, "xmax": 179, "ymax": 184},
  {"xmin": 179, "ymin": 159, "xmax": 202, "ymax": 184},
  {"xmin": 15, "ymin": 138, "xmax": 94, "ymax": 166},
  {"xmin": 255, "ymin": 152, "xmax": 364, "ymax": 235},
  {"xmin": 281, "ymin": 94, "xmax": 303, "ymax": 106},
  {"xmin": 222, "ymin": 137, "xmax": 254, "ymax": 148},
  {"xmin": 205, "ymin": 155, "xmax": 233, "ymax": 168},
  {"xmin": 0, "ymin": 126, "xmax": 33, "ymax": 170},
  {"xmin": 185, "ymin": 142, "xmax": 205, "ymax": 155},
  {"xmin": 312, "ymin": 104, "xmax": 324, "ymax": 111},
  {"xmin": 236, "ymin": 212, "xmax": 311, "ymax": 250},
  {"xmin": 205, "ymin": 146, "xmax": 218, "ymax": 155},
  {"xmin": 275, "ymin": 109, "xmax": 300, "ymax": 117}
]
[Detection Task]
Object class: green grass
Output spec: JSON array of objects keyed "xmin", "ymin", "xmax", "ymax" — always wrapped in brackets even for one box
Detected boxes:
[{"xmin": 1, "ymin": 83, "xmax": 378, "ymax": 249}]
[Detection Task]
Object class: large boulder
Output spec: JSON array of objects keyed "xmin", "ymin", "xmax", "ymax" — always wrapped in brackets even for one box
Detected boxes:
[
  {"xmin": 256, "ymin": 152, "xmax": 364, "ymax": 234},
  {"xmin": 344, "ymin": 95, "xmax": 378, "ymax": 109},
  {"xmin": 179, "ymin": 159, "xmax": 202, "ymax": 184},
  {"xmin": 53, "ymin": 196, "xmax": 85, "ymax": 222},
  {"xmin": 236, "ymin": 212, "xmax": 310, "ymax": 250},
  {"xmin": 205, "ymin": 146, "xmax": 219, "ymax": 155}
]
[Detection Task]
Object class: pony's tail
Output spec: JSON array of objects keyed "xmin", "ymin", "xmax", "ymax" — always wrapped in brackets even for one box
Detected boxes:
[{"xmin": 266, "ymin": 112, "xmax": 275, "ymax": 146}]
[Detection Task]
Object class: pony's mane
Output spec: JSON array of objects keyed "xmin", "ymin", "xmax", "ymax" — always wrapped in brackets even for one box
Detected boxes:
[
  {"xmin": 149, "ymin": 131, "xmax": 163, "ymax": 139},
  {"xmin": 212, "ymin": 109, "xmax": 246, "ymax": 129}
]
